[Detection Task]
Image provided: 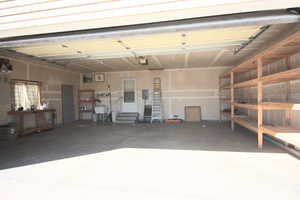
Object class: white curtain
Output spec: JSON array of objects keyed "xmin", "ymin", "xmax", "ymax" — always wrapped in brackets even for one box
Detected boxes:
[{"xmin": 14, "ymin": 82, "xmax": 40, "ymax": 110}]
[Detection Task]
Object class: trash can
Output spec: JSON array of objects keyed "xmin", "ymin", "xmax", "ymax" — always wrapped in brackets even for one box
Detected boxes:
[{"xmin": 92, "ymin": 113, "xmax": 98, "ymax": 122}]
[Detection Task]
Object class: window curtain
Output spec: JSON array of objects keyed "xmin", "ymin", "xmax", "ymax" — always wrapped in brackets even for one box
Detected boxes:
[{"xmin": 13, "ymin": 81, "xmax": 41, "ymax": 110}]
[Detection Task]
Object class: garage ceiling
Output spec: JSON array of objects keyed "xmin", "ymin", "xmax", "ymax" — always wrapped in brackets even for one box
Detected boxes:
[
  {"xmin": 3, "ymin": 23, "xmax": 297, "ymax": 73},
  {"xmin": 9, "ymin": 26, "xmax": 258, "ymax": 72},
  {"xmin": 14, "ymin": 26, "xmax": 259, "ymax": 58}
]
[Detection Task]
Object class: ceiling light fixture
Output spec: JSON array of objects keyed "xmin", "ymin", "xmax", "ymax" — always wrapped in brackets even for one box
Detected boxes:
[
  {"xmin": 138, "ymin": 56, "xmax": 148, "ymax": 65},
  {"xmin": 181, "ymin": 42, "xmax": 186, "ymax": 50},
  {"xmin": 117, "ymin": 40, "xmax": 132, "ymax": 51},
  {"xmin": 181, "ymin": 33, "xmax": 187, "ymax": 50}
]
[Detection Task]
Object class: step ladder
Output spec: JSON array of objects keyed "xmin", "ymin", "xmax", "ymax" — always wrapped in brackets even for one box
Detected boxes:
[{"xmin": 151, "ymin": 77, "xmax": 162, "ymax": 123}]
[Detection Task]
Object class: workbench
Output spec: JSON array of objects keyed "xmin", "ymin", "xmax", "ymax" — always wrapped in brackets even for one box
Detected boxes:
[{"xmin": 7, "ymin": 109, "xmax": 56, "ymax": 136}]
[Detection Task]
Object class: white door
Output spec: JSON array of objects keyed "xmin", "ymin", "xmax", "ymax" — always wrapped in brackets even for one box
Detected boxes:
[{"xmin": 122, "ymin": 79, "xmax": 137, "ymax": 112}]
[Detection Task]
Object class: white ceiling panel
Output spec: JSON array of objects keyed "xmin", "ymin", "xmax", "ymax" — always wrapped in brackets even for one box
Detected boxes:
[
  {"xmin": 5, "ymin": 17, "xmax": 299, "ymax": 72},
  {"xmin": 155, "ymin": 54, "xmax": 185, "ymax": 68},
  {"xmin": 101, "ymin": 58, "xmax": 138, "ymax": 71},
  {"xmin": 13, "ymin": 26, "xmax": 260, "ymax": 60},
  {"xmin": 188, "ymin": 51, "xmax": 221, "ymax": 68}
]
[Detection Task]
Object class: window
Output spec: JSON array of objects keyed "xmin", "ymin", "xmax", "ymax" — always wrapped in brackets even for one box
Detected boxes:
[
  {"xmin": 11, "ymin": 80, "xmax": 41, "ymax": 110},
  {"xmin": 123, "ymin": 80, "xmax": 135, "ymax": 103}
]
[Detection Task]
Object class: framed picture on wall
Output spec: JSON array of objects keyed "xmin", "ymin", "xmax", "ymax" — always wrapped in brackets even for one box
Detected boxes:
[
  {"xmin": 94, "ymin": 72, "xmax": 105, "ymax": 82},
  {"xmin": 82, "ymin": 72, "xmax": 93, "ymax": 83}
]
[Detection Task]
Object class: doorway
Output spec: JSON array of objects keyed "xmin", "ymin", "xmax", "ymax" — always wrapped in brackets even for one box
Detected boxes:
[
  {"xmin": 62, "ymin": 85, "xmax": 75, "ymax": 124},
  {"xmin": 122, "ymin": 79, "xmax": 137, "ymax": 112}
]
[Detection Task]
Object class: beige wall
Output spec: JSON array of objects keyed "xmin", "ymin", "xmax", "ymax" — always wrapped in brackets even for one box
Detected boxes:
[
  {"xmin": 0, "ymin": 57, "xmax": 80, "ymax": 126},
  {"xmin": 80, "ymin": 67, "xmax": 229, "ymax": 120}
]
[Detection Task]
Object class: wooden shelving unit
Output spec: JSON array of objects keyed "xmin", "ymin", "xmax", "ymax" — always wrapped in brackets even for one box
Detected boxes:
[
  {"xmin": 219, "ymin": 28, "xmax": 300, "ymax": 149},
  {"xmin": 78, "ymin": 90, "xmax": 95, "ymax": 120}
]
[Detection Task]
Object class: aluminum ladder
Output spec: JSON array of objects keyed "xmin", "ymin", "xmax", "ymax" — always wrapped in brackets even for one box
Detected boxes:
[{"xmin": 151, "ymin": 77, "xmax": 162, "ymax": 123}]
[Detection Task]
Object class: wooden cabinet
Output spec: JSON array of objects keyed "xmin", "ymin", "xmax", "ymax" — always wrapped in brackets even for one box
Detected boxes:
[{"xmin": 78, "ymin": 90, "xmax": 95, "ymax": 120}]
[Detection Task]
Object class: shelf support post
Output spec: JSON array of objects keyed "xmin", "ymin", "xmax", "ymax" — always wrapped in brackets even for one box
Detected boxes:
[
  {"xmin": 257, "ymin": 58, "xmax": 263, "ymax": 149},
  {"xmin": 230, "ymin": 71, "xmax": 235, "ymax": 131},
  {"xmin": 285, "ymin": 56, "xmax": 291, "ymax": 126}
]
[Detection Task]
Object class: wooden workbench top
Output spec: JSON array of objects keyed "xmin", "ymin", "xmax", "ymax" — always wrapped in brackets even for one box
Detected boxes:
[{"xmin": 8, "ymin": 109, "xmax": 56, "ymax": 115}]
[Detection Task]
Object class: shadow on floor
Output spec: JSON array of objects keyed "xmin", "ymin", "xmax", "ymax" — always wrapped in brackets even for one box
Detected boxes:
[{"xmin": 0, "ymin": 121, "xmax": 287, "ymax": 170}]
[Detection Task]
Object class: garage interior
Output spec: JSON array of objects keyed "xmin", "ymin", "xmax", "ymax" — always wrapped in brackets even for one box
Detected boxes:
[{"xmin": 1, "ymin": 1, "xmax": 300, "ymax": 199}]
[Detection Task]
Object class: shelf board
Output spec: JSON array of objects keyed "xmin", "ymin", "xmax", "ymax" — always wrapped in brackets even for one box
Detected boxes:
[
  {"xmin": 221, "ymin": 112, "xmax": 231, "ymax": 118},
  {"xmin": 234, "ymin": 78, "xmax": 258, "ymax": 88},
  {"xmin": 220, "ymin": 98, "xmax": 245, "ymax": 102},
  {"xmin": 262, "ymin": 102, "xmax": 300, "ymax": 110},
  {"xmin": 232, "ymin": 117, "xmax": 300, "ymax": 148},
  {"xmin": 233, "ymin": 117, "xmax": 258, "ymax": 133},
  {"xmin": 79, "ymin": 110, "xmax": 94, "ymax": 112},
  {"xmin": 220, "ymin": 98, "xmax": 231, "ymax": 102},
  {"xmin": 261, "ymin": 67, "xmax": 300, "ymax": 85},
  {"xmin": 234, "ymin": 103, "xmax": 257, "ymax": 110},
  {"xmin": 262, "ymin": 125, "xmax": 300, "ymax": 147},
  {"xmin": 234, "ymin": 102, "xmax": 300, "ymax": 110},
  {"xmin": 221, "ymin": 112, "xmax": 247, "ymax": 119},
  {"xmin": 232, "ymin": 67, "xmax": 300, "ymax": 89},
  {"xmin": 262, "ymin": 125, "xmax": 300, "ymax": 136},
  {"xmin": 220, "ymin": 84, "xmax": 230, "ymax": 89},
  {"xmin": 234, "ymin": 114, "xmax": 248, "ymax": 118}
]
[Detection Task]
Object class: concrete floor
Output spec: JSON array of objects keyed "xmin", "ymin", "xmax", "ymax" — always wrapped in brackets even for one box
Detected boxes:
[{"xmin": 0, "ymin": 121, "xmax": 299, "ymax": 199}]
